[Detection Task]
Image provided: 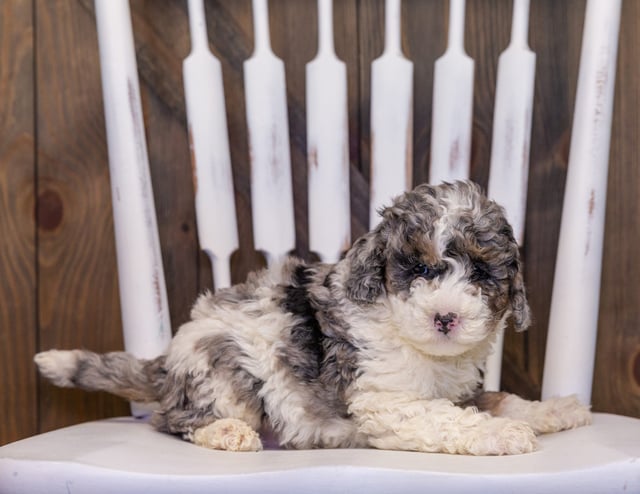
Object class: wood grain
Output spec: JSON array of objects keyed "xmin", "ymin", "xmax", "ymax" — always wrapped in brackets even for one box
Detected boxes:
[
  {"xmin": 502, "ymin": 0, "xmax": 564, "ymax": 396},
  {"xmin": 129, "ymin": 0, "xmax": 202, "ymax": 328},
  {"xmin": 403, "ymin": 0, "xmax": 447, "ymax": 188},
  {"xmin": 356, "ymin": 0, "xmax": 383, "ymax": 229},
  {"xmin": 0, "ymin": 0, "xmax": 37, "ymax": 445},
  {"xmin": 593, "ymin": 0, "xmax": 640, "ymax": 416},
  {"xmin": 205, "ymin": 0, "xmax": 265, "ymax": 285},
  {"xmin": 514, "ymin": 0, "xmax": 585, "ymax": 398},
  {"xmin": 35, "ymin": 0, "xmax": 130, "ymax": 431}
]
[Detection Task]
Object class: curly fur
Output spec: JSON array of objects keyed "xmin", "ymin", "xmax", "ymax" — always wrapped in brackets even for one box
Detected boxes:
[{"xmin": 35, "ymin": 181, "xmax": 591, "ymax": 455}]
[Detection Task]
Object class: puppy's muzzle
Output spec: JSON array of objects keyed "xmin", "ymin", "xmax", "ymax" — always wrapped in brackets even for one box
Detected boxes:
[{"xmin": 434, "ymin": 312, "xmax": 459, "ymax": 335}]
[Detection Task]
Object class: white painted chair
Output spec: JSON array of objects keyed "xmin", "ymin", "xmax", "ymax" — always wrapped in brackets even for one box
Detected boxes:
[{"xmin": 1, "ymin": 0, "xmax": 639, "ymax": 493}]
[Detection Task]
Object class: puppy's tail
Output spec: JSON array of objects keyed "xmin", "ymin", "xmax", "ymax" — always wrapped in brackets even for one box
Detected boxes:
[{"xmin": 34, "ymin": 349, "xmax": 166, "ymax": 403}]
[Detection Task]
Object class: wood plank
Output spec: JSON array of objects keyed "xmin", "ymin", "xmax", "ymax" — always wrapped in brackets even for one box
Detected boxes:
[
  {"xmin": 593, "ymin": 0, "xmax": 640, "ymax": 416},
  {"xmin": 204, "ymin": 0, "xmax": 264, "ymax": 285},
  {"xmin": 35, "ymin": 0, "xmax": 130, "ymax": 431},
  {"xmin": 268, "ymin": 0, "xmax": 315, "ymax": 259},
  {"xmin": 465, "ymin": 0, "xmax": 511, "ymax": 186},
  {"xmin": 0, "ymin": 0, "xmax": 37, "ymax": 445},
  {"xmin": 128, "ymin": 0, "xmax": 202, "ymax": 326},
  {"xmin": 403, "ymin": 0, "xmax": 446, "ymax": 187},
  {"xmin": 356, "ymin": 0, "xmax": 383, "ymax": 234},
  {"xmin": 333, "ymin": 0, "xmax": 363, "ymax": 240},
  {"xmin": 511, "ymin": 0, "xmax": 585, "ymax": 399},
  {"xmin": 67, "ymin": 0, "xmax": 203, "ymax": 335}
]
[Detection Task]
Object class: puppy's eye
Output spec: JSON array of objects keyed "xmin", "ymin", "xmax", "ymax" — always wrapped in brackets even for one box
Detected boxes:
[{"xmin": 412, "ymin": 263, "xmax": 430, "ymax": 277}]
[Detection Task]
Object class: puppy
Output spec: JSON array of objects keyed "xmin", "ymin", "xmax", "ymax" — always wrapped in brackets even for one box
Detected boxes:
[{"xmin": 35, "ymin": 181, "xmax": 591, "ymax": 455}]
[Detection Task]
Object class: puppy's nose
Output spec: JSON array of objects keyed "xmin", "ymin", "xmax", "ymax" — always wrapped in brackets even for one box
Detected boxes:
[{"xmin": 434, "ymin": 312, "xmax": 458, "ymax": 335}]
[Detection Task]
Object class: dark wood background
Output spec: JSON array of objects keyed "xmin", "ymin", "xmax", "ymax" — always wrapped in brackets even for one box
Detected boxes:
[{"xmin": 1, "ymin": 0, "xmax": 638, "ymax": 446}]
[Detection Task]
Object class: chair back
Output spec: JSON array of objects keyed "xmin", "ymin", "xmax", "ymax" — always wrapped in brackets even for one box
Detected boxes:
[{"xmin": 94, "ymin": 0, "xmax": 622, "ymax": 412}]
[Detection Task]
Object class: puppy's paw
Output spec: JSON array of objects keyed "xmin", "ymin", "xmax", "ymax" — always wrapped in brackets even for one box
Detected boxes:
[
  {"xmin": 464, "ymin": 418, "xmax": 538, "ymax": 456},
  {"xmin": 529, "ymin": 395, "xmax": 592, "ymax": 434},
  {"xmin": 192, "ymin": 418, "xmax": 263, "ymax": 452},
  {"xmin": 34, "ymin": 350, "xmax": 81, "ymax": 387}
]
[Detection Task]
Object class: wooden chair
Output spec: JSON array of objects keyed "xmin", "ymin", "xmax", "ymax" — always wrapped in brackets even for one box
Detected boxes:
[{"xmin": 2, "ymin": 0, "xmax": 639, "ymax": 492}]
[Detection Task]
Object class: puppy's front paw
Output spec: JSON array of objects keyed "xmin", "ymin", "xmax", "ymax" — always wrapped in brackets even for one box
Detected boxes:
[
  {"xmin": 192, "ymin": 418, "xmax": 263, "ymax": 452},
  {"xmin": 464, "ymin": 418, "xmax": 538, "ymax": 456}
]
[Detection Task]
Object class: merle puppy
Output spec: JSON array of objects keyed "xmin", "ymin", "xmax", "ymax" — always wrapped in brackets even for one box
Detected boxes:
[{"xmin": 35, "ymin": 181, "xmax": 591, "ymax": 455}]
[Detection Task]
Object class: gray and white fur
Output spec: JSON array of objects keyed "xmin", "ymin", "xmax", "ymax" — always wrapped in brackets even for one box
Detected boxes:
[{"xmin": 35, "ymin": 181, "xmax": 591, "ymax": 455}]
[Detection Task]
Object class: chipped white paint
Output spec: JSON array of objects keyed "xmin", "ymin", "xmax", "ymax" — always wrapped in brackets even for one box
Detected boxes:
[
  {"xmin": 306, "ymin": 0, "xmax": 351, "ymax": 263},
  {"xmin": 369, "ymin": 0, "xmax": 413, "ymax": 228},
  {"xmin": 487, "ymin": 0, "xmax": 535, "ymax": 247},
  {"xmin": 183, "ymin": 0, "xmax": 238, "ymax": 290},
  {"xmin": 429, "ymin": 0, "xmax": 474, "ymax": 185},
  {"xmin": 244, "ymin": 0, "xmax": 295, "ymax": 266},
  {"xmin": 484, "ymin": 0, "xmax": 536, "ymax": 392},
  {"xmin": 94, "ymin": 0, "xmax": 172, "ymax": 414},
  {"xmin": 542, "ymin": 0, "xmax": 622, "ymax": 405}
]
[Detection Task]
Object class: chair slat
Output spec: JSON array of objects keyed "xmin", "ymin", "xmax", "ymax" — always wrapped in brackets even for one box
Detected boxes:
[
  {"xmin": 307, "ymin": 0, "xmax": 351, "ymax": 263},
  {"xmin": 429, "ymin": 0, "xmax": 474, "ymax": 185},
  {"xmin": 542, "ymin": 0, "xmax": 622, "ymax": 404},
  {"xmin": 244, "ymin": 0, "xmax": 295, "ymax": 265},
  {"xmin": 94, "ymin": 0, "xmax": 172, "ymax": 414},
  {"xmin": 484, "ymin": 0, "xmax": 536, "ymax": 391},
  {"xmin": 183, "ymin": 0, "xmax": 238, "ymax": 290},
  {"xmin": 369, "ymin": 0, "xmax": 413, "ymax": 228}
]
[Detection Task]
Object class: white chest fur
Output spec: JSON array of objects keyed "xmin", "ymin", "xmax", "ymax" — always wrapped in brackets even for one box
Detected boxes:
[{"xmin": 353, "ymin": 338, "xmax": 489, "ymax": 403}]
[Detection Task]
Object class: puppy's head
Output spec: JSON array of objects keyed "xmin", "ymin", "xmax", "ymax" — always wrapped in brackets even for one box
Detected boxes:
[{"xmin": 344, "ymin": 181, "xmax": 530, "ymax": 356}]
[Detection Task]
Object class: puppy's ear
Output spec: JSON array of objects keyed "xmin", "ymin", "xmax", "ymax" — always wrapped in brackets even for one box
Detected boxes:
[
  {"xmin": 344, "ymin": 231, "xmax": 387, "ymax": 303},
  {"xmin": 509, "ymin": 262, "xmax": 531, "ymax": 331}
]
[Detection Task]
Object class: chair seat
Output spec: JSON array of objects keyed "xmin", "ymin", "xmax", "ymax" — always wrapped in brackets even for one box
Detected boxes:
[{"xmin": 1, "ymin": 413, "xmax": 639, "ymax": 494}]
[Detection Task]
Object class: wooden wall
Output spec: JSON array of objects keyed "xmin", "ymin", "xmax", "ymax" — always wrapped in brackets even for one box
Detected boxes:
[{"xmin": 1, "ymin": 0, "xmax": 638, "ymax": 445}]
